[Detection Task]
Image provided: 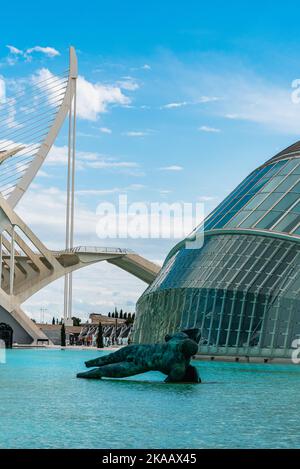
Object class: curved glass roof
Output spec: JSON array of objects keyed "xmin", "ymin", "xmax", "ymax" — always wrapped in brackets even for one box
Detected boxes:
[
  {"xmin": 194, "ymin": 141, "xmax": 300, "ymax": 238},
  {"xmin": 264, "ymin": 140, "xmax": 300, "ymax": 165}
]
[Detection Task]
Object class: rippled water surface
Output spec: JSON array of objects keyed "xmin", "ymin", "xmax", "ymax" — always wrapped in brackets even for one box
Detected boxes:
[{"xmin": 0, "ymin": 349, "xmax": 300, "ymax": 448}]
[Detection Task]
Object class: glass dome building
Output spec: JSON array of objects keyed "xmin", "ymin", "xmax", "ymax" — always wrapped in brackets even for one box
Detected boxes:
[{"xmin": 133, "ymin": 141, "xmax": 300, "ymax": 359}]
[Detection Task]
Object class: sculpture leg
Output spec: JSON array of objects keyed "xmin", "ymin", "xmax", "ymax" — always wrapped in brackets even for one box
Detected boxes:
[
  {"xmin": 85, "ymin": 346, "xmax": 137, "ymax": 368},
  {"xmin": 77, "ymin": 362, "xmax": 146, "ymax": 379}
]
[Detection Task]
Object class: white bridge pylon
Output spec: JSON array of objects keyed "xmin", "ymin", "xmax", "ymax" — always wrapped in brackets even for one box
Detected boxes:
[
  {"xmin": 0, "ymin": 47, "xmax": 160, "ymax": 344},
  {"xmin": 0, "ymin": 195, "xmax": 160, "ymax": 343}
]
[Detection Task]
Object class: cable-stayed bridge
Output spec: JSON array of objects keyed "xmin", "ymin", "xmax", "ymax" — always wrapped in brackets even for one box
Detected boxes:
[{"xmin": 0, "ymin": 48, "xmax": 160, "ymax": 344}]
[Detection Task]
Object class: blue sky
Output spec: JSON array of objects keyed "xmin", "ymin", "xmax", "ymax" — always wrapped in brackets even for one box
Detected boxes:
[{"xmin": 2, "ymin": 0, "xmax": 300, "ymax": 322}]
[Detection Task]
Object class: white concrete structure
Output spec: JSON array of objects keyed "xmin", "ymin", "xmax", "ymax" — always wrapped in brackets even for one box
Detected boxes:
[
  {"xmin": 0, "ymin": 47, "xmax": 160, "ymax": 344},
  {"xmin": 0, "ymin": 194, "xmax": 159, "ymax": 343}
]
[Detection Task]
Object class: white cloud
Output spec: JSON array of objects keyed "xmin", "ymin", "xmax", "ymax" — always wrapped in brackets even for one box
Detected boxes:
[
  {"xmin": 225, "ymin": 113, "xmax": 239, "ymax": 119},
  {"xmin": 16, "ymin": 184, "xmax": 155, "ymax": 320},
  {"xmin": 86, "ymin": 160, "xmax": 139, "ymax": 169},
  {"xmin": 36, "ymin": 170, "xmax": 51, "ymax": 178},
  {"xmin": 118, "ymin": 77, "xmax": 139, "ymax": 91},
  {"xmin": 122, "ymin": 131, "xmax": 148, "ymax": 137},
  {"xmin": 199, "ymin": 125, "xmax": 221, "ymax": 133},
  {"xmin": 31, "ymin": 70, "xmax": 132, "ymax": 121},
  {"xmin": 31, "ymin": 68, "xmax": 66, "ymax": 107},
  {"xmin": 197, "ymin": 96, "xmax": 220, "ymax": 103},
  {"xmin": 159, "ymin": 165, "xmax": 183, "ymax": 171},
  {"xmin": 26, "ymin": 46, "xmax": 60, "ymax": 58},
  {"xmin": 161, "ymin": 97, "xmax": 220, "ymax": 109},
  {"xmin": 217, "ymin": 78, "xmax": 300, "ymax": 134},
  {"xmin": 76, "ymin": 184, "xmax": 145, "ymax": 196},
  {"xmin": 159, "ymin": 189, "xmax": 172, "ymax": 194},
  {"xmin": 77, "ymin": 75, "xmax": 131, "ymax": 120},
  {"xmin": 6, "ymin": 45, "xmax": 23, "ymax": 55},
  {"xmin": 192, "ymin": 70, "xmax": 300, "ymax": 134},
  {"xmin": 46, "ymin": 145, "xmax": 69, "ymax": 166},
  {"xmin": 162, "ymin": 101, "xmax": 188, "ymax": 109},
  {"xmin": 46, "ymin": 145, "xmax": 140, "ymax": 173},
  {"xmin": 197, "ymin": 195, "xmax": 217, "ymax": 202},
  {"xmin": 142, "ymin": 64, "xmax": 151, "ymax": 70},
  {"xmin": 0, "ymin": 86, "xmax": 23, "ymax": 129},
  {"xmin": 128, "ymin": 183, "xmax": 146, "ymax": 190},
  {"xmin": 100, "ymin": 127, "xmax": 112, "ymax": 134}
]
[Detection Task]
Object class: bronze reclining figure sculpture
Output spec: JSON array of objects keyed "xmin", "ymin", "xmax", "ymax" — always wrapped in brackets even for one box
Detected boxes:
[{"xmin": 77, "ymin": 329, "xmax": 201, "ymax": 383}]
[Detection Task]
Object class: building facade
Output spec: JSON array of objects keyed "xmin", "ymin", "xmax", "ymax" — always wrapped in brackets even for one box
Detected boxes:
[{"xmin": 133, "ymin": 141, "xmax": 300, "ymax": 359}]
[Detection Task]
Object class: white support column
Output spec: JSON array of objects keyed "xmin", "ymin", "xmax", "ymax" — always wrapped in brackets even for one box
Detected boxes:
[
  {"xmin": 10, "ymin": 225, "xmax": 15, "ymax": 295},
  {"xmin": 68, "ymin": 76, "xmax": 77, "ymax": 321},
  {"xmin": 63, "ymin": 48, "xmax": 77, "ymax": 326},
  {"xmin": 63, "ymin": 81, "xmax": 72, "ymax": 324}
]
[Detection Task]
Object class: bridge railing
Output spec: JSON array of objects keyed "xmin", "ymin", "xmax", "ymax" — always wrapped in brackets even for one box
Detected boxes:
[{"xmin": 52, "ymin": 246, "xmax": 134, "ymax": 255}]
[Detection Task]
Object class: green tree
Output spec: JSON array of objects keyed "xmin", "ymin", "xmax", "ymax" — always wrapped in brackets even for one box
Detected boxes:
[
  {"xmin": 61, "ymin": 323, "xmax": 66, "ymax": 346},
  {"xmin": 112, "ymin": 312, "xmax": 115, "ymax": 318},
  {"xmin": 72, "ymin": 316, "xmax": 81, "ymax": 326},
  {"xmin": 123, "ymin": 312, "xmax": 127, "ymax": 319},
  {"xmin": 119, "ymin": 309, "xmax": 123, "ymax": 319},
  {"xmin": 96, "ymin": 322, "xmax": 104, "ymax": 348},
  {"xmin": 108, "ymin": 312, "xmax": 111, "ymax": 317},
  {"xmin": 52, "ymin": 317, "xmax": 55, "ymax": 325}
]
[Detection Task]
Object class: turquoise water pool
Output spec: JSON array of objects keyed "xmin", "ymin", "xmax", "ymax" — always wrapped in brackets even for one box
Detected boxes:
[{"xmin": 0, "ymin": 348, "xmax": 300, "ymax": 448}]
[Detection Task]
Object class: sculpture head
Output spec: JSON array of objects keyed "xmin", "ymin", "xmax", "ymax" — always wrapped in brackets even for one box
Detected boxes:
[
  {"xmin": 165, "ymin": 328, "xmax": 201, "ymax": 344},
  {"xmin": 164, "ymin": 331, "xmax": 198, "ymax": 358},
  {"xmin": 180, "ymin": 338, "xmax": 198, "ymax": 358},
  {"xmin": 165, "ymin": 331, "xmax": 189, "ymax": 342}
]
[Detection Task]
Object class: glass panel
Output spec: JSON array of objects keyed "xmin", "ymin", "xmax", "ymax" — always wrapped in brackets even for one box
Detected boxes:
[
  {"xmin": 289, "ymin": 161, "xmax": 300, "ymax": 174},
  {"xmin": 273, "ymin": 212, "xmax": 300, "ymax": 233},
  {"xmin": 239, "ymin": 210, "xmax": 265, "ymax": 228},
  {"xmin": 273, "ymin": 193, "xmax": 300, "ymax": 211},
  {"xmin": 291, "ymin": 200, "xmax": 300, "ymax": 213},
  {"xmin": 292, "ymin": 225, "xmax": 300, "ymax": 235},
  {"xmin": 260, "ymin": 176, "xmax": 283, "ymax": 193},
  {"xmin": 244, "ymin": 193, "xmax": 268, "ymax": 211},
  {"xmin": 274, "ymin": 175, "xmax": 300, "ymax": 192},
  {"xmin": 278, "ymin": 159, "xmax": 300, "ymax": 175},
  {"xmin": 289, "ymin": 181, "xmax": 300, "ymax": 192},
  {"xmin": 255, "ymin": 211, "xmax": 283, "ymax": 229},
  {"xmin": 267, "ymin": 160, "xmax": 286, "ymax": 175},
  {"xmin": 225, "ymin": 210, "xmax": 249, "ymax": 228},
  {"xmin": 257, "ymin": 192, "xmax": 281, "ymax": 211},
  {"xmin": 197, "ymin": 162, "xmax": 287, "ymax": 234},
  {"xmin": 211, "ymin": 210, "xmax": 239, "ymax": 229}
]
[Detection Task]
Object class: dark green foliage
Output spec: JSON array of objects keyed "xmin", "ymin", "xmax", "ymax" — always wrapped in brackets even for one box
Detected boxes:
[
  {"xmin": 61, "ymin": 323, "xmax": 66, "ymax": 346},
  {"xmin": 96, "ymin": 322, "xmax": 104, "ymax": 348},
  {"xmin": 72, "ymin": 316, "xmax": 81, "ymax": 326}
]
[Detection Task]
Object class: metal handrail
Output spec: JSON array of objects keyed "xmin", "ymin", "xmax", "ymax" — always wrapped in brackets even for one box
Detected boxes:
[{"xmin": 51, "ymin": 246, "xmax": 134, "ymax": 255}]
